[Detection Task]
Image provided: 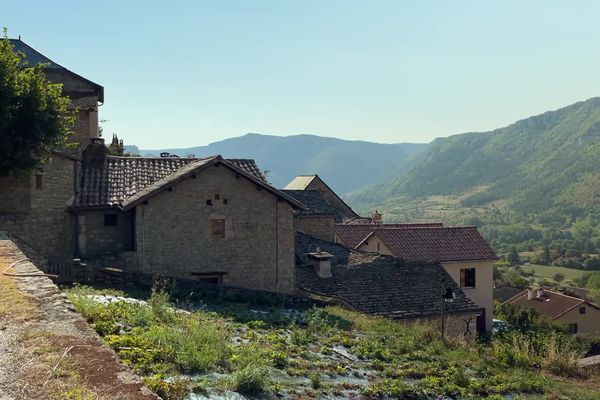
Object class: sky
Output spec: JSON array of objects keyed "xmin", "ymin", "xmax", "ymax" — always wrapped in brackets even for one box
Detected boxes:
[{"xmin": 3, "ymin": 1, "xmax": 600, "ymax": 149}]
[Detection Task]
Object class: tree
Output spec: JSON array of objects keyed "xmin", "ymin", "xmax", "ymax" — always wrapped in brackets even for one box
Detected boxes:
[
  {"xmin": 509, "ymin": 246, "xmax": 521, "ymax": 265},
  {"xmin": 0, "ymin": 32, "xmax": 73, "ymax": 176},
  {"xmin": 553, "ymin": 272, "xmax": 565, "ymax": 283}
]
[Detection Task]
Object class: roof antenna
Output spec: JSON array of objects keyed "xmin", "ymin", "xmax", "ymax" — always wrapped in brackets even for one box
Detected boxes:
[{"xmin": 18, "ymin": 35, "xmax": 21, "ymax": 40}]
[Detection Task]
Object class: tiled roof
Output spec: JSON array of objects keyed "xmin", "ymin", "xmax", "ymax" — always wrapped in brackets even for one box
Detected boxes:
[
  {"xmin": 364, "ymin": 226, "xmax": 497, "ymax": 262},
  {"xmin": 507, "ymin": 289, "xmax": 589, "ymax": 319},
  {"xmin": 295, "ymin": 232, "xmax": 480, "ymax": 319},
  {"xmin": 335, "ymin": 223, "xmax": 443, "ymax": 249},
  {"xmin": 67, "ymin": 94, "xmax": 99, "ymax": 110},
  {"xmin": 9, "ymin": 39, "xmax": 62, "ymax": 68},
  {"xmin": 72, "ymin": 156, "xmax": 273, "ymax": 209},
  {"xmin": 282, "ymin": 190, "xmax": 335, "ymax": 216}
]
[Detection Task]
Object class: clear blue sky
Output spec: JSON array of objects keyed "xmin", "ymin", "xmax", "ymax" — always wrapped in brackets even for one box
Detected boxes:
[{"xmin": 3, "ymin": 1, "xmax": 600, "ymax": 148}]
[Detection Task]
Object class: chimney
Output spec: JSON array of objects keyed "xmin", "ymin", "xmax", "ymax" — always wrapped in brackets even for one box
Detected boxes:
[
  {"xmin": 82, "ymin": 138, "xmax": 107, "ymax": 168},
  {"xmin": 372, "ymin": 210, "xmax": 383, "ymax": 225},
  {"xmin": 527, "ymin": 289, "xmax": 534, "ymax": 300},
  {"xmin": 536, "ymin": 288, "xmax": 544, "ymax": 298},
  {"xmin": 307, "ymin": 248, "xmax": 334, "ymax": 279}
]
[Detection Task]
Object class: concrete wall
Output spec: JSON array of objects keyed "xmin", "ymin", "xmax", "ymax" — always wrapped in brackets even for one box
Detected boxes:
[
  {"xmin": 558, "ymin": 304, "xmax": 600, "ymax": 335},
  {"xmin": 443, "ymin": 260, "xmax": 494, "ymax": 332},
  {"xmin": 78, "ymin": 209, "xmax": 135, "ymax": 258},
  {"xmin": 305, "ymin": 178, "xmax": 357, "ymax": 222},
  {"xmin": 134, "ymin": 165, "xmax": 296, "ymax": 294},
  {"xmin": 295, "ymin": 215, "xmax": 335, "ymax": 241},
  {"xmin": 0, "ymin": 154, "xmax": 76, "ymax": 261}
]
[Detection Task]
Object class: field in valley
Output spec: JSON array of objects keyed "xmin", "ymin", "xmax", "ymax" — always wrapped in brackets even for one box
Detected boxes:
[{"xmin": 520, "ymin": 264, "xmax": 588, "ymax": 283}]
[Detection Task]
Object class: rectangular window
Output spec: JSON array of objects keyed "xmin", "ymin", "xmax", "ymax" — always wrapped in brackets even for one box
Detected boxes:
[
  {"xmin": 209, "ymin": 219, "xmax": 225, "ymax": 238},
  {"xmin": 191, "ymin": 272, "xmax": 225, "ymax": 285},
  {"xmin": 579, "ymin": 306, "xmax": 586, "ymax": 315},
  {"xmin": 567, "ymin": 323, "xmax": 578, "ymax": 334},
  {"xmin": 104, "ymin": 214, "xmax": 118, "ymax": 227},
  {"xmin": 35, "ymin": 175, "xmax": 43, "ymax": 190},
  {"xmin": 460, "ymin": 268, "xmax": 476, "ymax": 288}
]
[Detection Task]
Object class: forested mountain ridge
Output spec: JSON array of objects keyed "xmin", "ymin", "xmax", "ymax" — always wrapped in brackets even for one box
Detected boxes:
[
  {"xmin": 126, "ymin": 133, "xmax": 425, "ymax": 195},
  {"xmin": 350, "ymin": 97, "xmax": 600, "ymax": 254}
]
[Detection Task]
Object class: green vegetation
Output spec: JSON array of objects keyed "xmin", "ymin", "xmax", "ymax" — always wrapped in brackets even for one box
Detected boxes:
[
  {"xmin": 519, "ymin": 264, "xmax": 587, "ymax": 283},
  {"xmin": 0, "ymin": 31, "xmax": 74, "ymax": 176},
  {"xmin": 66, "ymin": 284, "xmax": 600, "ymax": 399}
]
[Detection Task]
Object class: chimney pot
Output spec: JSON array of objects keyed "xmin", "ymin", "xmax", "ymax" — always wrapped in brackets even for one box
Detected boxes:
[{"xmin": 308, "ymin": 251, "xmax": 333, "ymax": 279}]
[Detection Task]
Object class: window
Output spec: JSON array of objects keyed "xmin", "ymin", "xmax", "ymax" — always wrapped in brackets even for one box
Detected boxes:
[
  {"xmin": 104, "ymin": 214, "xmax": 118, "ymax": 227},
  {"xmin": 35, "ymin": 174, "xmax": 43, "ymax": 190},
  {"xmin": 460, "ymin": 268, "xmax": 476, "ymax": 288},
  {"xmin": 223, "ymin": 198, "xmax": 228, "ymax": 205},
  {"xmin": 567, "ymin": 323, "xmax": 578, "ymax": 334},
  {"xmin": 579, "ymin": 306, "xmax": 586, "ymax": 315},
  {"xmin": 214, "ymin": 193, "xmax": 220, "ymax": 200},
  {"xmin": 191, "ymin": 272, "xmax": 225, "ymax": 285},
  {"xmin": 206, "ymin": 199, "xmax": 213, "ymax": 206},
  {"xmin": 209, "ymin": 218, "xmax": 225, "ymax": 238}
]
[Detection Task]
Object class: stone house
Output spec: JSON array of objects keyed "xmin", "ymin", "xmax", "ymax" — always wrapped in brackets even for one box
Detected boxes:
[
  {"xmin": 281, "ymin": 190, "xmax": 336, "ymax": 241},
  {"xmin": 0, "ymin": 39, "xmax": 103, "ymax": 263},
  {"xmin": 335, "ymin": 224, "xmax": 497, "ymax": 331},
  {"xmin": 295, "ymin": 232, "xmax": 483, "ymax": 337},
  {"xmin": 284, "ymin": 175, "xmax": 359, "ymax": 222},
  {"xmin": 70, "ymin": 140, "xmax": 304, "ymax": 294},
  {"xmin": 507, "ymin": 288, "xmax": 600, "ymax": 335}
]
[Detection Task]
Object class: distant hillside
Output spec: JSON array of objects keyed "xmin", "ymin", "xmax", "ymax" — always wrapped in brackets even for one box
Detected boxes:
[
  {"xmin": 126, "ymin": 133, "xmax": 425, "ymax": 195},
  {"xmin": 349, "ymin": 97, "xmax": 600, "ymax": 251}
]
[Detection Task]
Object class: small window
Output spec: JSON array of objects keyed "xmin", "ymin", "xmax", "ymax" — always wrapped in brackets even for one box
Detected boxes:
[
  {"xmin": 223, "ymin": 198, "xmax": 228, "ymax": 205},
  {"xmin": 579, "ymin": 306, "xmax": 586, "ymax": 315},
  {"xmin": 35, "ymin": 174, "xmax": 43, "ymax": 190},
  {"xmin": 209, "ymin": 219, "xmax": 225, "ymax": 238},
  {"xmin": 104, "ymin": 214, "xmax": 118, "ymax": 227},
  {"xmin": 567, "ymin": 323, "xmax": 578, "ymax": 334},
  {"xmin": 460, "ymin": 268, "xmax": 476, "ymax": 288},
  {"xmin": 191, "ymin": 273, "xmax": 224, "ymax": 285},
  {"xmin": 206, "ymin": 199, "xmax": 213, "ymax": 206},
  {"xmin": 214, "ymin": 193, "xmax": 220, "ymax": 200},
  {"xmin": 377, "ymin": 242, "xmax": 381, "ymax": 252}
]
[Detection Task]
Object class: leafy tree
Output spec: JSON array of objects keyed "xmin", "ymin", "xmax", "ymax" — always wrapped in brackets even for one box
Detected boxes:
[
  {"xmin": 509, "ymin": 247, "xmax": 521, "ymax": 265},
  {"xmin": 553, "ymin": 272, "xmax": 565, "ymax": 283},
  {"xmin": 0, "ymin": 31, "xmax": 73, "ymax": 176}
]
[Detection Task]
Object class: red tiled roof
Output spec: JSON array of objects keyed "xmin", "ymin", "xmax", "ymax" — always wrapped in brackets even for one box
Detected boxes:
[
  {"xmin": 507, "ymin": 289, "xmax": 586, "ymax": 319},
  {"xmin": 334, "ymin": 223, "xmax": 443, "ymax": 249},
  {"xmin": 364, "ymin": 226, "xmax": 497, "ymax": 262},
  {"xmin": 72, "ymin": 155, "xmax": 271, "ymax": 209}
]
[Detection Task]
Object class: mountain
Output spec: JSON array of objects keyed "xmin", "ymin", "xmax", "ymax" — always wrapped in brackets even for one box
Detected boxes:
[
  {"xmin": 126, "ymin": 133, "xmax": 425, "ymax": 195},
  {"xmin": 349, "ymin": 97, "xmax": 600, "ymax": 251}
]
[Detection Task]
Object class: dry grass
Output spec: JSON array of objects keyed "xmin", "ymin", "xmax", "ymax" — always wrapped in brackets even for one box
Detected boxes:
[{"xmin": 0, "ymin": 256, "xmax": 40, "ymax": 320}]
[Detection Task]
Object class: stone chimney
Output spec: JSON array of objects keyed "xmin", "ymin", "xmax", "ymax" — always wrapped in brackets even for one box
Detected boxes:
[
  {"xmin": 372, "ymin": 210, "xmax": 383, "ymax": 225},
  {"xmin": 307, "ymin": 248, "xmax": 334, "ymax": 279},
  {"xmin": 527, "ymin": 289, "xmax": 534, "ymax": 300},
  {"xmin": 82, "ymin": 138, "xmax": 107, "ymax": 168}
]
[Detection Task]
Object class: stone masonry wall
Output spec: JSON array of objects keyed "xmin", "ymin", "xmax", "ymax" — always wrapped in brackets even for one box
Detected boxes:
[
  {"xmin": 79, "ymin": 209, "xmax": 134, "ymax": 258},
  {"xmin": 134, "ymin": 164, "xmax": 297, "ymax": 294},
  {"xmin": 0, "ymin": 174, "xmax": 31, "ymax": 214},
  {"xmin": 295, "ymin": 215, "xmax": 335, "ymax": 241},
  {"xmin": 0, "ymin": 154, "xmax": 76, "ymax": 262}
]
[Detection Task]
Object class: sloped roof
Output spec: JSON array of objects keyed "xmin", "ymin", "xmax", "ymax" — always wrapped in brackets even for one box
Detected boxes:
[
  {"xmin": 335, "ymin": 223, "xmax": 444, "ymax": 249},
  {"xmin": 284, "ymin": 175, "xmax": 317, "ymax": 190},
  {"xmin": 361, "ymin": 226, "xmax": 497, "ymax": 262},
  {"xmin": 295, "ymin": 232, "xmax": 480, "ymax": 319},
  {"xmin": 71, "ymin": 155, "xmax": 297, "ymax": 210},
  {"xmin": 507, "ymin": 289, "xmax": 597, "ymax": 319},
  {"xmin": 282, "ymin": 190, "xmax": 335, "ymax": 216}
]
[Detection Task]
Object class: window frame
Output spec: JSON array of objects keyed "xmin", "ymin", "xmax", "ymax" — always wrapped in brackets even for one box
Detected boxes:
[
  {"xmin": 460, "ymin": 267, "xmax": 476, "ymax": 288},
  {"xmin": 209, "ymin": 218, "xmax": 225, "ymax": 238}
]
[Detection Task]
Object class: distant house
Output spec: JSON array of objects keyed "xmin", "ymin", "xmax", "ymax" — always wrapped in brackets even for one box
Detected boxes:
[
  {"xmin": 335, "ymin": 224, "xmax": 497, "ymax": 331},
  {"xmin": 507, "ymin": 288, "xmax": 600, "ymax": 334},
  {"xmin": 284, "ymin": 175, "xmax": 359, "ymax": 222},
  {"xmin": 295, "ymin": 232, "xmax": 483, "ymax": 337},
  {"xmin": 281, "ymin": 190, "xmax": 336, "ymax": 241},
  {"xmin": 70, "ymin": 140, "xmax": 303, "ymax": 294}
]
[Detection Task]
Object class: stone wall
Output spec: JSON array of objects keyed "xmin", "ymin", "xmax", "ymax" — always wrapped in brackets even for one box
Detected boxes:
[
  {"xmin": 78, "ymin": 209, "xmax": 135, "ymax": 258},
  {"xmin": 295, "ymin": 215, "xmax": 335, "ymax": 241},
  {"xmin": 0, "ymin": 174, "xmax": 31, "ymax": 214},
  {"xmin": 0, "ymin": 154, "xmax": 76, "ymax": 261},
  {"xmin": 134, "ymin": 165, "xmax": 297, "ymax": 294},
  {"xmin": 71, "ymin": 110, "xmax": 99, "ymax": 154}
]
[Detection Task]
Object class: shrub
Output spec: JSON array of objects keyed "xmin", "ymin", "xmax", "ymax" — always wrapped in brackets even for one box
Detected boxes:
[{"xmin": 226, "ymin": 345, "xmax": 270, "ymax": 395}]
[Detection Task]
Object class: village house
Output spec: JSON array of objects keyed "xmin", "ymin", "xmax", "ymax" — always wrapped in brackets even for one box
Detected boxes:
[
  {"xmin": 281, "ymin": 190, "xmax": 336, "ymax": 241},
  {"xmin": 335, "ymin": 223, "xmax": 497, "ymax": 331},
  {"xmin": 507, "ymin": 288, "xmax": 600, "ymax": 335},
  {"xmin": 295, "ymin": 232, "xmax": 484, "ymax": 337},
  {"xmin": 284, "ymin": 175, "xmax": 359, "ymax": 222}
]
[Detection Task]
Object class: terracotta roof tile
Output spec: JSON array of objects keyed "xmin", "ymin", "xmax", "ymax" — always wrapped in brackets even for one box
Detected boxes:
[
  {"xmin": 507, "ymin": 289, "xmax": 587, "ymax": 319},
  {"xmin": 368, "ymin": 226, "xmax": 497, "ymax": 262},
  {"xmin": 296, "ymin": 232, "xmax": 480, "ymax": 319},
  {"xmin": 334, "ymin": 223, "xmax": 443, "ymax": 249}
]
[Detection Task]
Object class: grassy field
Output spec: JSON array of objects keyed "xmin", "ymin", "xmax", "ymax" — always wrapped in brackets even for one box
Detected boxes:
[
  {"xmin": 520, "ymin": 264, "xmax": 587, "ymax": 282},
  {"xmin": 65, "ymin": 284, "xmax": 600, "ymax": 400}
]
